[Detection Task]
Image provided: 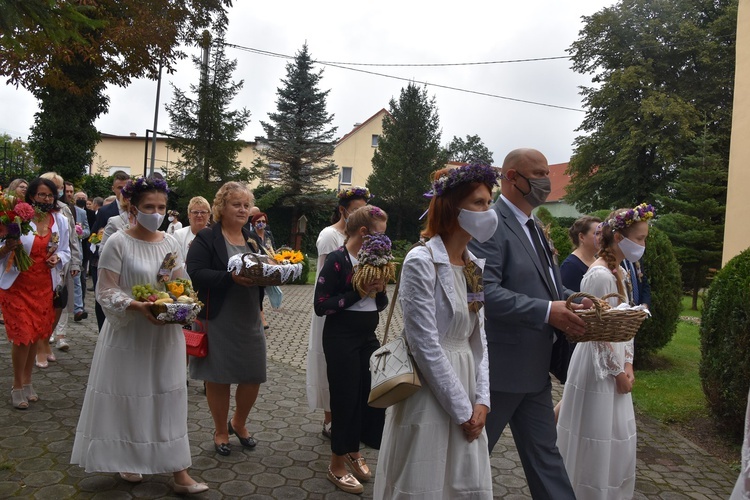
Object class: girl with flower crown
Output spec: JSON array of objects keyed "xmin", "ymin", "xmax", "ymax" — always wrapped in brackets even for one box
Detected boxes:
[
  {"xmin": 307, "ymin": 186, "xmax": 371, "ymax": 440},
  {"xmin": 374, "ymin": 163, "xmax": 497, "ymax": 499},
  {"xmin": 313, "ymin": 204, "xmax": 388, "ymax": 495},
  {"xmin": 71, "ymin": 176, "xmax": 208, "ymax": 495},
  {"xmin": 556, "ymin": 203, "xmax": 654, "ymax": 500}
]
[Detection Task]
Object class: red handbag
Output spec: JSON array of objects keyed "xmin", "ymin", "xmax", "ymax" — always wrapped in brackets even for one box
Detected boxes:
[{"xmin": 183, "ymin": 294, "xmax": 208, "ymax": 358}]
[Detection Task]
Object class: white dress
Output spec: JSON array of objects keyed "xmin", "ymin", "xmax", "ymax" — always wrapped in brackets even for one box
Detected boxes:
[
  {"xmin": 731, "ymin": 385, "xmax": 750, "ymax": 499},
  {"xmin": 374, "ymin": 266, "xmax": 493, "ymax": 499},
  {"xmin": 71, "ymin": 231, "xmax": 191, "ymax": 474},
  {"xmin": 556, "ymin": 266, "xmax": 636, "ymax": 500},
  {"xmin": 306, "ymin": 225, "xmax": 345, "ymax": 412},
  {"xmin": 172, "ymin": 226, "xmax": 197, "ymax": 263}
]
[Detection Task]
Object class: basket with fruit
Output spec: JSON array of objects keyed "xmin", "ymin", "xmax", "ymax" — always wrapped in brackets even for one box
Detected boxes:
[
  {"xmin": 132, "ymin": 280, "xmax": 203, "ymax": 325},
  {"xmin": 227, "ymin": 252, "xmax": 303, "ymax": 286}
]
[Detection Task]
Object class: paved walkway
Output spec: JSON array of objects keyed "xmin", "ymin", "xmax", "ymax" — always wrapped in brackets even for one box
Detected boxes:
[{"xmin": 0, "ymin": 285, "xmax": 738, "ymax": 498}]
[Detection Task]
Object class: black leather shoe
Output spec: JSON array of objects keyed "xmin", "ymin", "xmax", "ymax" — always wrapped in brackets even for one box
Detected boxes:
[
  {"xmin": 213, "ymin": 433, "xmax": 231, "ymax": 456},
  {"xmin": 74, "ymin": 311, "xmax": 88, "ymax": 322},
  {"xmin": 228, "ymin": 421, "xmax": 257, "ymax": 448}
]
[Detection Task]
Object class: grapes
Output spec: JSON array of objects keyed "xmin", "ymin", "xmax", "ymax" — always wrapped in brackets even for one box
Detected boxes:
[{"xmin": 131, "ymin": 283, "xmax": 160, "ymax": 301}]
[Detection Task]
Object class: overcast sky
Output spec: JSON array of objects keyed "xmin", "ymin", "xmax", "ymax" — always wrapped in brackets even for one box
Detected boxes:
[{"xmin": 0, "ymin": 0, "xmax": 615, "ymax": 165}]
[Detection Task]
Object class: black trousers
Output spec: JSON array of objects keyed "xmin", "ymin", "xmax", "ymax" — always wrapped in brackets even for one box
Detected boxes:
[{"xmin": 323, "ymin": 310, "xmax": 385, "ymax": 456}]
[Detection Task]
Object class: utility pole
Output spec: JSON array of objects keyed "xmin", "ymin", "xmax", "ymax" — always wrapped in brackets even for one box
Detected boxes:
[
  {"xmin": 198, "ymin": 30, "xmax": 211, "ymax": 181},
  {"xmin": 149, "ymin": 62, "xmax": 163, "ymax": 177}
]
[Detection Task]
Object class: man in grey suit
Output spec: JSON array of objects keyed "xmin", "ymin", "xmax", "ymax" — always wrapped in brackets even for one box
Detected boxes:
[{"xmin": 469, "ymin": 148, "xmax": 588, "ymax": 500}]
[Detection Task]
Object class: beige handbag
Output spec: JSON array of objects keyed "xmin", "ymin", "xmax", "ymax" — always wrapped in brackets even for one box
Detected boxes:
[{"xmin": 367, "ymin": 245, "xmax": 424, "ymax": 408}]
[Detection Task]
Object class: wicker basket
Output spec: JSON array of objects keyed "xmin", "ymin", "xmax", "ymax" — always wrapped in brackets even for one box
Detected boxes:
[
  {"xmin": 564, "ymin": 292, "xmax": 648, "ymax": 343},
  {"xmin": 150, "ymin": 302, "xmax": 202, "ymax": 325},
  {"xmin": 230, "ymin": 253, "xmax": 302, "ymax": 286}
]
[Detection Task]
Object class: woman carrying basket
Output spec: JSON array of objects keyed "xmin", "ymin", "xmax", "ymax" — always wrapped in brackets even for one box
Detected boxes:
[{"xmin": 556, "ymin": 203, "xmax": 654, "ymax": 500}]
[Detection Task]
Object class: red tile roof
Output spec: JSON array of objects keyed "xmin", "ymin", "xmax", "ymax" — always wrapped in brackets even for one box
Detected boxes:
[{"xmin": 547, "ymin": 162, "xmax": 571, "ymax": 202}]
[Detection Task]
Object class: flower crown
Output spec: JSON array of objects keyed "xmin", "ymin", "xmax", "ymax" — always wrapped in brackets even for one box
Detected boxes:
[
  {"xmin": 338, "ymin": 186, "xmax": 372, "ymax": 201},
  {"xmin": 605, "ymin": 203, "xmax": 655, "ymax": 231},
  {"xmin": 121, "ymin": 176, "xmax": 169, "ymax": 199},
  {"xmin": 425, "ymin": 162, "xmax": 500, "ymax": 198}
]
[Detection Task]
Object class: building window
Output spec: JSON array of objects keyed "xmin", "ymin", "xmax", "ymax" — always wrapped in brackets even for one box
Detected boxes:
[
  {"xmin": 268, "ymin": 162, "xmax": 281, "ymax": 180},
  {"xmin": 340, "ymin": 167, "xmax": 352, "ymax": 185},
  {"xmin": 109, "ymin": 166, "xmax": 131, "ymax": 176},
  {"xmin": 371, "ymin": 135, "xmax": 379, "ymax": 147}
]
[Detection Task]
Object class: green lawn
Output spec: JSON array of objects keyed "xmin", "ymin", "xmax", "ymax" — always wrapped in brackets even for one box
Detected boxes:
[
  {"xmin": 680, "ymin": 294, "xmax": 703, "ymax": 318},
  {"xmin": 632, "ymin": 320, "xmax": 708, "ymax": 423}
]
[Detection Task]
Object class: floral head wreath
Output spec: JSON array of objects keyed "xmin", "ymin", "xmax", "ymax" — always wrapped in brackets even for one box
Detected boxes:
[
  {"xmin": 168, "ymin": 210, "xmax": 179, "ymax": 217},
  {"xmin": 605, "ymin": 203, "xmax": 655, "ymax": 231},
  {"xmin": 424, "ymin": 162, "xmax": 500, "ymax": 198},
  {"xmin": 338, "ymin": 186, "xmax": 372, "ymax": 202},
  {"xmin": 121, "ymin": 176, "xmax": 169, "ymax": 200}
]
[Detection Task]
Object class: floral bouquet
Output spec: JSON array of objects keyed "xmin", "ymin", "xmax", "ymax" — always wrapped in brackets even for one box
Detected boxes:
[
  {"xmin": 88, "ymin": 230, "xmax": 103, "ymax": 245},
  {"xmin": 132, "ymin": 279, "xmax": 203, "ymax": 325},
  {"xmin": 273, "ymin": 247, "xmax": 305, "ymax": 265},
  {"xmin": 352, "ymin": 233, "xmax": 397, "ymax": 298},
  {"xmin": 0, "ymin": 187, "xmax": 39, "ymax": 272},
  {"xmin": 75, "ymin": 223, "xmax": 84, "ymax": 239}
]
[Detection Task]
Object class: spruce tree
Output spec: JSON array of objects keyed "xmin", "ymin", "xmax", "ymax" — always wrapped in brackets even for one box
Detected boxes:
[
  {"xmin": 167, "ymin": 32, "xmax": 250, "ymax": 193},
  {"xmin": 368, "ymin": 84, "xmax": 446, "ymax": 240},
  {"xmin": 250, "ymin": 43, "xmax": 338, "ymax": 245}
]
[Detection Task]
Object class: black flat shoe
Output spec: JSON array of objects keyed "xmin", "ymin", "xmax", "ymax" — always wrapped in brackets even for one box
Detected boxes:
[
  {"xmin": 228, "ymin": 420, "xmax": 257, "ymax": 448},
  {"xmin": 213, "ymin": 433, "xmax": 231, "ymax": 456}
]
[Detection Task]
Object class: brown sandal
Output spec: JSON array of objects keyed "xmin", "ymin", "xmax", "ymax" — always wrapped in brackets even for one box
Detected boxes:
[{"xmin": 344, "ymin": 453, "xmax": 371, "ymax": 482}]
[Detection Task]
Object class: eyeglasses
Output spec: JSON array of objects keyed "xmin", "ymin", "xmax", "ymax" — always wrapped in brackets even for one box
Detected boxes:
[
  {"xmin": 35, "ymin": 193, "xmax": 55, "ymax": 200},
  {"xmin": 190, "ymin": 210, "xmax": 209, "ymax": 216}
]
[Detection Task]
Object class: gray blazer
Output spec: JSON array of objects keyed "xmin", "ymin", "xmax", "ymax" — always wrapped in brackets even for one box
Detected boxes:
[{"xmin": 468, "ymin": 198, "xmax": 570, "ymax": 394}]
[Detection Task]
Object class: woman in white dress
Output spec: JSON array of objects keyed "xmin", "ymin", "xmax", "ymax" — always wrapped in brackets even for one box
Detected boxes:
[
  {"xmin": 306, "ymin": 186, "xmax": 369, "ymax": 438},
  {"xmin": 374, "ymin": 164, "xmax": 499, "ymax": 499},
  {"xmin": 556, "ymin": 203, "xmax": 654, "ymax": 500},
  {"xmin": 167, "ymin": 210, "xmax": 183, "ymax": 234},
  {"xmin": 731, "ymin": 385, "xmax": 750, "ymax": 499},
  {"xmin": 71, "ymin": 176, "xmax": 208, "ymax": 495}
]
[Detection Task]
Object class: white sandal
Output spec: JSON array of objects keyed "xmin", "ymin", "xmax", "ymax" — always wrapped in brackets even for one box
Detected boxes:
[
  {"xmin": 11, "ymin": 389, "xmax": 28, "ymax": 410},
  {"xmin": 22, "ymin": 384, "xmax": 38, "ymax": 402}
]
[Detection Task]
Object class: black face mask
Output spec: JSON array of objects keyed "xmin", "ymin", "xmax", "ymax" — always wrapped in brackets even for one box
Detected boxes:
[
  {"xmin": 33, "ymin": 201, "xmax": 56, "ymax": 213},
  {"xmin": 75, "ymin": 199, "xmax": 87, "ymax": 208}
]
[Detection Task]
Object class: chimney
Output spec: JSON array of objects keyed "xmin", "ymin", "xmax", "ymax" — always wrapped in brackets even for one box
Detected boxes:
[
  {"xmin": 129, "ymin": 132, "xmax": 137, "ymax": 137},
  {"xmin": 353, "ymin": 123, "xmax": 362, "ymax": 129}
]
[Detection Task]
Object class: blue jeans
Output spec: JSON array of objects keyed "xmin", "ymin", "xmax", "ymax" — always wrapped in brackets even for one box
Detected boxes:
[{"xmin": 73, "ymin": 272, "xmax": 84, "ymax": 314}]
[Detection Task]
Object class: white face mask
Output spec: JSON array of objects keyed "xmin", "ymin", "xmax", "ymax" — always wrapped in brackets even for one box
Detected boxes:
[
  {"xmin": 136, "ymin": 208, "xmax": 165, "ymax": 233},
  {"xmin": 457, "ymin": 208, "xmax": 498, "ymax": 243},
  {"xmin": 168, "ymin": 216, "xmax": 175, "ymax": 222},
  {"xmin": 618, "ymin": 236, "xmax": 645, "ymax": 262}
]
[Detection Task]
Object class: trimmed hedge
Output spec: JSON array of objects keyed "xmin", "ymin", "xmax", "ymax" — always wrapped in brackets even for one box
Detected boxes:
[
  {"xmin": 634, "ymin": 227, "xmax": 682, "ymax": 358},
  {"xmin": 700, "ymin": 248, "xmax": 750, "ymax": 441}
]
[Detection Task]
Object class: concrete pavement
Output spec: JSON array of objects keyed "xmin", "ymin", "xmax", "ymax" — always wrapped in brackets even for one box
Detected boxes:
[{"xmin": 0, "ymin": 284, "xmax": 739, "ymax": 498}]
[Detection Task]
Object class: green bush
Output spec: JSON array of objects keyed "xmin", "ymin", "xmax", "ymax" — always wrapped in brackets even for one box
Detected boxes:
[
  {"xmin": 391, "ymin": 239, "xmax": 414, "ymax": 259},
  {"xmin": 634, "ymin": 227, "xmax": 682, "ymax": 358},
  {"xmin": 549, "ymin": 226, "xmax": 572, "ymax": 264},
  {"xmin": 700, "ymin": 248, "xmax": 750, "ymax": 441}
]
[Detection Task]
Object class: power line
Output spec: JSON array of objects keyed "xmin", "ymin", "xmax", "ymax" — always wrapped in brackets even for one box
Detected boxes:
[{"xmin": 223, "ymin": 43, "xmax": 584, "ymax": 113}]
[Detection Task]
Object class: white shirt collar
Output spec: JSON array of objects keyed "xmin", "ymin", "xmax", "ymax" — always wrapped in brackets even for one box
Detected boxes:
[{"xmin": 501, "ymin": 194, "xmax": 532, "ymax": 226}]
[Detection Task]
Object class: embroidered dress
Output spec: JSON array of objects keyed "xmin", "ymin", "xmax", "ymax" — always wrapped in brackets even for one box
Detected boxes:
[
  {"xmin": 556, "ymin": 265, "xmax": 636, "ymax": 500},
  {"xmin": 71, "ymin": 231, "xmax": 191, "ymax": 474},
  {"xmin": 374, "ymin": 265, "xmax": 492, "ymax": 499},
  {"xmin": 306, "ymin": 226, "xmax": 345, "ymax": 411}
]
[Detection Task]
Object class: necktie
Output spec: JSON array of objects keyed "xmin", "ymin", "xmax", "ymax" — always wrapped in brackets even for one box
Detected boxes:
[{"xmin": 526, "ymin": 219, "xmax": 558, "ymax": 300}]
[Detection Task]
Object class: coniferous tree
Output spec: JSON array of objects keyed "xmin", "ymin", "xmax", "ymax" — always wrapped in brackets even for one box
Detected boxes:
[
  {"xmin": 368, "ymin": 84, "xmax": 446, "ymax": 240},
  {"xmin": 167, "ymin": 33, "xmax": 250, "ymax": 193},
  {"xmin": 28, "ymin": 57, "xmax": 108, "ymax": 181},
  {"xmin": 250, "ymin": 43, "xmax": 338, "ymax": 243}
]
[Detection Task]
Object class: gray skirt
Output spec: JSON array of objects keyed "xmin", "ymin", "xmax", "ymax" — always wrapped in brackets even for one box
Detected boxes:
[{"xmin": 189, "ymin": 283, "xmax": 266, "ymax": 384}]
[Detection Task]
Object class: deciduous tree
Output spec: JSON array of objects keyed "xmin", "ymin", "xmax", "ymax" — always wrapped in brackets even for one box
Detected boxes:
[
  {"xmin": 565, "ymin": 0, "xmax": 736, "ymax": 213},
  {"xmin": 368, "ymin": 84, "xmax": 446, "ymax": 240},
  {"xmin": 445, "ymin": 134, "xmax": 494, "ymax": 165}
]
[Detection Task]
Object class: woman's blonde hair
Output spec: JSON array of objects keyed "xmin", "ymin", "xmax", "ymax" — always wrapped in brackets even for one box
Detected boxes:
[
  {"xmin": 188, "ymin": 196, "xmax": 210, "ymax": 213},
  {"xmin": 212, "ymin": 182, "xmax": 254, "ymax": 222},
  {"xmin": 40, "ymin": 171, "xmax": 64, "ymax": 188},
  {"xmin": 344, "ymin": 205, "xmax": 388, "ymax": 241}
]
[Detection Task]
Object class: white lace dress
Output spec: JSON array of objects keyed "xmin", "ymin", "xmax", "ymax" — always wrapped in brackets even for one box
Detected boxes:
[
  {"xmin": 306, "ymin": 225, "xmax": 345, "ymax": 412},
  {"xmin": 556, "ymin": 265, "xmax": 636, "ymax": 500},
  {"xmin": 71, "ymin": 231, "xmax": 191, "ymax": 474}
]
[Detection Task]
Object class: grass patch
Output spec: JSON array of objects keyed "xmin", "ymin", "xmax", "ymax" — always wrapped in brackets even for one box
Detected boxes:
[
  {"xmin": 680, "ymin": 294, "xmax": 703, "ymax": 318},
  {"xmin": 633, "ymin": 320, "xmax": 707, "ymax": 423}
]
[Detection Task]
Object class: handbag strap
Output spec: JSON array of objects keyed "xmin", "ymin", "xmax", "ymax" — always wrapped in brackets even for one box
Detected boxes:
[{"xmin": 381, "ymin": 241, "xmax": 434, "ymax": 346}]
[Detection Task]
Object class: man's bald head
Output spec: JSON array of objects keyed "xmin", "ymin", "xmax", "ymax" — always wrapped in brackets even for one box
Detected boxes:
[
  {"xmin": 500, "ymin": 148, "xmax": 550, "ymax": 215},
  {"xmin": 501, "ymin": 149, "xmax": 548, "ymax": 177}
]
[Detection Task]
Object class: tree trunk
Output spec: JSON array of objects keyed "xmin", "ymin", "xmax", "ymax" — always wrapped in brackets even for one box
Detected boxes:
[{"xmin": 692, "ymin": 287, "xmax": 699, "ymax": 311}]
